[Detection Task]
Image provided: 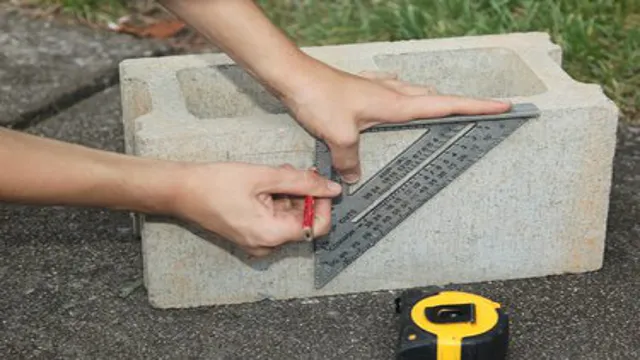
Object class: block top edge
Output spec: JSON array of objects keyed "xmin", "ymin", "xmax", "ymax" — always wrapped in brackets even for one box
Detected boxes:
[{"xmin": 118, "ymin": 31, "xmax": 558, "ymax": 69}]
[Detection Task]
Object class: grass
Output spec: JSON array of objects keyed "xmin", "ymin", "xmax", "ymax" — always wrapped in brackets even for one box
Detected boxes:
[
  {"xmin": 31, "ymin": 0, "xmax": 129, "ymax": 23},
  {"xmin": 17, "ymin": 0, "xmax": 640, "ymax": 123}
]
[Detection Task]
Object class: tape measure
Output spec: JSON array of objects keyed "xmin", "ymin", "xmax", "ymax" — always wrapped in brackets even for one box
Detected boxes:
[
  {"xmin": 312, "ymin": 103, "xmax": 541, "ymax": 288},
  {"xmin": 394, "ymin": 289, "xmax": 509, "ymax": 360}
]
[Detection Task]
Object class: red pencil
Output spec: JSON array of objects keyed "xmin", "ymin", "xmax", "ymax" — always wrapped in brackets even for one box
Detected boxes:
[
  {"xmin": 302, "ymin": 168, "xmax": 318, "ymax": 241},
  {"xmin": 302, "ymin": 194, "xmax": 315, "ymax": 241}
]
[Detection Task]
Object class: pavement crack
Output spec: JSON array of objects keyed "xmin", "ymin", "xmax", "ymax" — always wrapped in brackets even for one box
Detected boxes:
[
  {"xmin": 5, "ymin": 48, "xmax": 176, "ymax": 131},
  {"xmin": 6, "ymin": 70, "xmax": 120, "ymax": 131}
]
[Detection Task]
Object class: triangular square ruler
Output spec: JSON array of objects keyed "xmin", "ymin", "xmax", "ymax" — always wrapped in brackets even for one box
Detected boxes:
[{"xmin": 313, "ymin": 102, "xmax": 540, "ymax": 289}]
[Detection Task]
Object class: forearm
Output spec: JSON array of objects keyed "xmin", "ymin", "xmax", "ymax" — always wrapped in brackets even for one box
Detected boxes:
[
  {"xmin": 0, "ymin": 128, "xmax": 181, "ymax": 214},
  {"xmin": 159, "ymin": 0, "xmax": 332, "ymax": 99}
]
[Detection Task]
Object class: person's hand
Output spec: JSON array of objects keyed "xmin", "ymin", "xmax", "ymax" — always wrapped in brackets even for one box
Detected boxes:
[
  {"xmin": 171, "ymin": 162, "xmax": 342, "ymax": 257},
  {"xmin": 282, "ymin": 68, "xmax": 512, "ymax": 184}
]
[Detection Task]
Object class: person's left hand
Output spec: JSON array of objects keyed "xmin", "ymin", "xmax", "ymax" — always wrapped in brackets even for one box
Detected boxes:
[
  {"xmin": 170, "ymin": 162, "xmax": 341, "ymax": 257},
  {"xmin": 281, "ymin": 68, "xmax": 511, "ymax": 184}
]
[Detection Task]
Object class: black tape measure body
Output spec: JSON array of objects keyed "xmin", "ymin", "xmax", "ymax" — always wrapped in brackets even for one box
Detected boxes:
[{"xmin": 395, "ymin": 290, "xmax": 509, "ymax": 360}]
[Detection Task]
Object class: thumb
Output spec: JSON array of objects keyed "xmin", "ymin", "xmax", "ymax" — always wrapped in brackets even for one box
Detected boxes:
[
  {"xmin": 383, "ymin": 94, "xmax": 511, "ymax": 122},
  {"xmin": 264, "ymin": 166, "xmax": 342, "ymax": 197},
  {"xmin": 328, "ymin": 131, "xmax": 362, "ymax": 184}
]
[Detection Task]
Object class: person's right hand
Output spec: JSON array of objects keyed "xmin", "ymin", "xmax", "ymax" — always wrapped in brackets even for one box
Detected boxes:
[
  {"xmin": 170, "ymin": 162, "xmax": 342, "ymax": 257},
  {"xmin": 281, "ymin": 68, "xmax": 511, "ymax": 184}
]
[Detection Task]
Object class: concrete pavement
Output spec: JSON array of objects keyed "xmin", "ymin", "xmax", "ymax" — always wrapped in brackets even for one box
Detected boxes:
[{"xmin": 0, "ymin": 9, "xmax": 171, "ymax": 128}]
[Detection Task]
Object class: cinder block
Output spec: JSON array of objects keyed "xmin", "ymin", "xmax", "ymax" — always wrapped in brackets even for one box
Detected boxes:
[{"xmin": 119, "ymin": 32, "xmax": 619, "ymax": 308}]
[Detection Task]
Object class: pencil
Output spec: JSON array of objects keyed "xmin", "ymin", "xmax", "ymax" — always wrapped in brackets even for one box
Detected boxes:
[
  {"xmin": 302, "ymin": 194, "xmax": 315, "ymax": 241},
  {"xmin": 302, "ymin": 168, "xmax": 318, "ymax": 241}
]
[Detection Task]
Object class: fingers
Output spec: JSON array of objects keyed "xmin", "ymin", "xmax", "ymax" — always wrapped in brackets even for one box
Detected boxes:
[
  {"xmin": 290, "ymin": 196, "xmax": 333, "ymax": 239},
  {"xmin": 270, "ymin": 197, "xmax": 334, "ymax": 244},
  {"xmin": 267, "ymin": 163, "xmax": 337, "ymax": 241},
  {"xmin": 386, "ymin": 94, "xmax": 511, "ymax": 122},
  {"xmin": 358, "ymin": 70, "xmax": 398, "ymax": 80},
  {"xmin": 311, "ymin": 197, "xmax": 333, "ymax": 237},
  {"xmin": 377, "ymin": 79, "xmax": 439, "ymax": 97},
  {"xmin": 264, "ymin": 165, "xmax": 343, "ymax": 196},
  {"xmin": 273, "ymin": 194, "xmax": 293, "ymax": 211},
  {"xmin": 244, "ymin": 246, "xmax": 273, "ymax": 258},
  {"xmin": 358, "ymin": 70, "xmax": 439, "ymax": 97},
  {"xmin": 271, "ymin": 164, "xmax": 296, "ymax": 211},
  {"xmin": 212, "ymin": 163, "xmax": 340, "ymax": 259},
  {"xmin": 241, "ymin": 198, "xmax": 332, "ymax": 258},
  {"xmin": 250, "ymin": 175, "xmax": 336, "ymax": 252},
  {"xmin": 278, "ymin": 163, "xmax": 296, "ymax": 170},
  {"xmin": 393, "ymin": 82, "xmax": 439, "ymax": 96}
]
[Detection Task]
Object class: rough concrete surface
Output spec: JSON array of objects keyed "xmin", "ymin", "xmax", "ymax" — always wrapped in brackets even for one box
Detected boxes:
[
  {"xmin": 120, "ymin": 32, "xmax": 620, "ymax": 307},
  {"xmin": 0, "ymin": 9, "xmax": 171, "ymax": 127},
  {"xmin": 0, "ymin": 86, "xmax": 638, "ymax": 359}
]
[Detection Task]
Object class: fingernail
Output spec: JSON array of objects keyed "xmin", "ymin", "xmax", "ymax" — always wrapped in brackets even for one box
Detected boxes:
[
  {"xmin": 343, "ymin": 173, "xmax": 360, "ymax": 184},
  {"xmin": 328, "ymin": 181, "xmax": 342, "ymax": 192}
]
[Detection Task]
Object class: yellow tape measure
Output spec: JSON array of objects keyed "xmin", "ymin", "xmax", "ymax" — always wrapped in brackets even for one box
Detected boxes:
[{"xmin": 394, "ymin": 290, "xmax": 509, "ymax": 360}]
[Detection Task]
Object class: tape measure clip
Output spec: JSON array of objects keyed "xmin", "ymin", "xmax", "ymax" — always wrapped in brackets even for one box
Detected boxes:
[{"xmin": 425, "ymin": 303, "xmax": 476, "ymax": 324}]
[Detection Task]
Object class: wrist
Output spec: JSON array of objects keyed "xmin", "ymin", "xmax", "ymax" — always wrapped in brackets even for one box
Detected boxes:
[
  {"xmin": 111, "ymin": 157, "xmax": 188, "ymax": 216},
  {"xmin": 271, "ymin": 56, "xmax": 345, "ymax": 104},
  {"xmin": 159, "ymin": 0, "xmax": 340, "ymax": 107},
  {"xmin": 257, "ymin": 50, "xmax": 325, "ymax": 99}
]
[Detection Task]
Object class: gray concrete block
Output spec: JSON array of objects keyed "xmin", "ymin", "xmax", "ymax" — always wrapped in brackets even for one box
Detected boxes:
[{"xmin": 119, "ymin": 32, "xmax": 619, "ymax": 308}]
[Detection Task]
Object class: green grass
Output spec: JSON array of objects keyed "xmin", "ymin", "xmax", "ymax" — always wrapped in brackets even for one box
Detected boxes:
[
  {"xmin": 28, "ymin": 0, "xmax": 640, "ymax": 123},
  {"xmin": 36, "ymin": 0, "xmax": 128, "ymax": 23}
]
